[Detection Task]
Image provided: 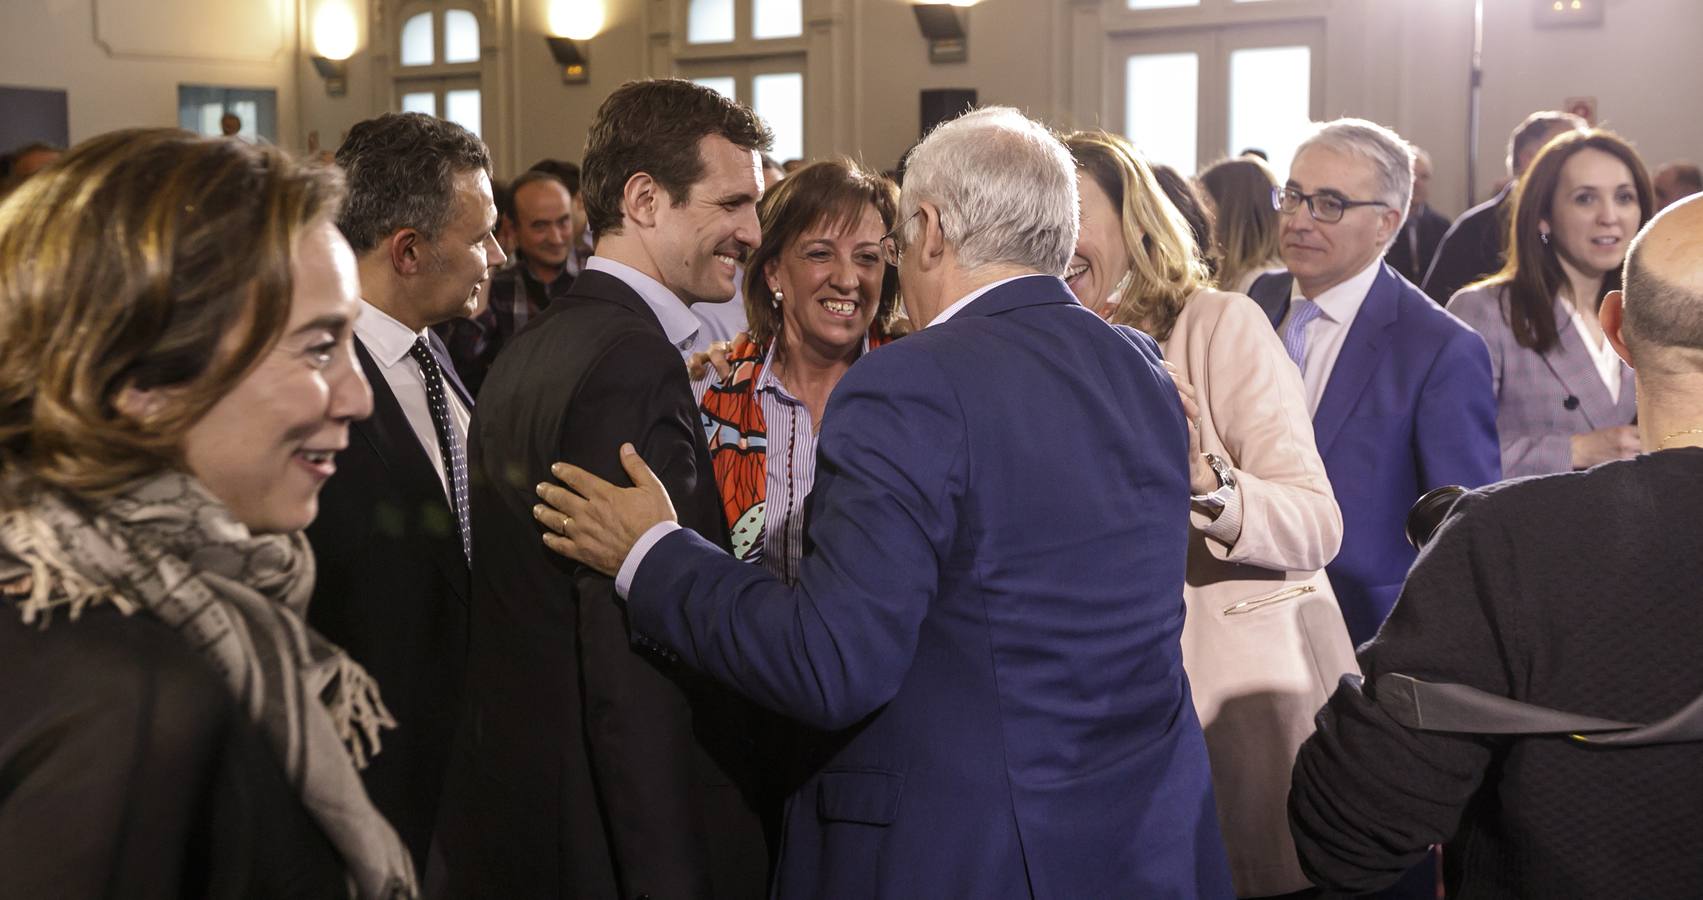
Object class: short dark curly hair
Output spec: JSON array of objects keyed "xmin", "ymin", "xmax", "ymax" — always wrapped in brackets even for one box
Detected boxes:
[
  {"xmin": 580, "ymin": 79, "xmax": 772, "ymax": 240},
  {"xmin": 334, "ymin": 112, "xmax": 491, "ymax": 253}
]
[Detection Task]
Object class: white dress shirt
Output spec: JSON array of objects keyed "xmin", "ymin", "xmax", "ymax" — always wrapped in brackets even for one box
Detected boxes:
[
  {"xmin": 926, "ymin": 274, "xmax": 1038, "ymax": 328},
  {"xmin": 1569, "ymin": 305, "xmax": 1624, "ymax": 399},
  {"xmin": 354, "ymin": 299, "xmax": 471, "ymax": 499},
  {"xmin": 584, "ymin": 255, "xmax": 705, "ymax": 353},
  {"xmin": 1278, "ymin": 258, "xmax": 1385, "ymax": 416},
  {"xmin": 692, "ymin": 270, "xmax": 751, "ymax": 349}
]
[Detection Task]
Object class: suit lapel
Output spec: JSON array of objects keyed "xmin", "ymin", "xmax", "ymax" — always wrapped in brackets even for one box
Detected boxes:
[
  {"xmin": 427, "ymin": 329, "xmax": 474, "ymax": 408},
  {"xmin": 1545, "ymin": 311, "xmax": 1618, "ymax": 430},
  {"xmin": 1247, "ymin": 272, "xmax": 1293, "ymax": 330},
  {"xmin": 1312, "ymin": 266, "xmax": 1399, "ymax": 456},
  {"xmin": 351, "ymin": 339, "xmax": 471, "ymax": 600}
]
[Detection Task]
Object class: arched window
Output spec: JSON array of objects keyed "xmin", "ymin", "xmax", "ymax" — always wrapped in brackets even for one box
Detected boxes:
[{"xmin": 393, "ymin": 3, "xmax": 485, "ymax": 138}]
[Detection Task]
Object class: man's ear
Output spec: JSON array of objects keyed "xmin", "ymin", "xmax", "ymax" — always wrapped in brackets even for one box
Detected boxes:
[
  {"xmin": 1376, "ymin": 207, "xmax": 1402, "ymax": 246},
  {"xmin": 387, "ymin": 228, "xmax": 426, "ymax": 276},
  {"xmin": 915, "ymin": 201, "xmax": 947, "ymax": 273},
  {"xmin": 621, "ymin": 172, "xmax": 661, "ymax": 230},
  {"xmin": 1601, "ymin": 289, "xmax": 1636, "ymax": 369}
]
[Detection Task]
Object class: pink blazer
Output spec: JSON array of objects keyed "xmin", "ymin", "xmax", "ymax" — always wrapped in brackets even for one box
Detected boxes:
[{"xmin": 1162, "ymin": 289, "xmax": 1357, "ymax": 897}]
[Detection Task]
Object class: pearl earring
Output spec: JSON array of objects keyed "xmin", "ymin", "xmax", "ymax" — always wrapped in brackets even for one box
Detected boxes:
[
  {"xmin": 771, "ymin": 288, "xmax": 783, "ymax": 308},
  {"xmin": 1539, "ymin": 231, "xmax": 1550, "ymax": 245}
]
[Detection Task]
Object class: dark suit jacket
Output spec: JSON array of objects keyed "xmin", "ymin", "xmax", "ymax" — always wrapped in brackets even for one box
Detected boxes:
[
  {"xmin": 434, "ymin": 268, "xmax": 768, "ymax": 899},
  {"xmin": 0, "ymin": 605, "xmax": 346, "ymax": 899},
  {"xmin": 304, "ymin": 333, "xmax": 471, "ymax": 870},
  {"xmin": 1291, "ymin": 452, "xmax": 1703, "ymax": 896},
  {"xmin": 1385, "ymin": 204, "xmax": 1450, "ymax": 288},
  {"xmin": 1420, "ymin": 183, "xmax": 1513, "ymax": 304},
  {"xmin": 627, "ymin": 276, "xmax": 1234, "ymax": 898},
  {"xmin": 1249, "ymin": 265, "xmax": 1501, "ymax": 644}
]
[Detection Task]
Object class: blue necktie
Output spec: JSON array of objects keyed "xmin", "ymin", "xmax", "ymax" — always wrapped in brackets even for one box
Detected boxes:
[
  {"xmin": 409, "ymin": 337, "xmax": 471, "ymax": 562},
  {"xmin": 1283, "ymin": 298, "xmax": 1324, "ymax": 369}
]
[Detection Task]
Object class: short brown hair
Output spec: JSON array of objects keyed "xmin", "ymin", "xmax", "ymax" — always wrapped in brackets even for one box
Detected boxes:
[
  {"xmin": 0, "ymin": 128, "xmax": 344, "ymax": 497},
  {"xmin": 335, "ymin": 112, "xmax": 490, "ymax": 253},
  {"xmin": 742, "ymin": 159, "xmax": 901, "ymax": 348},
  {"xmin": 1507, "ymin": 110, "xmax": 1588, "ymax": 176},
  {"xmin": 1200, "ymin": 156, "xmax": 1283, "ymax": 292},
  {"xmin": 580, "ymin": 79, "xmax": 772, "ymax": 240}
]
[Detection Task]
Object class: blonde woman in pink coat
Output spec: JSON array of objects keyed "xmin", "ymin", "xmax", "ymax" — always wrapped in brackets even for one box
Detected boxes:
[{"xmin": 1063, "ymin": 131, "xmax": 1357, "ymax": 899}]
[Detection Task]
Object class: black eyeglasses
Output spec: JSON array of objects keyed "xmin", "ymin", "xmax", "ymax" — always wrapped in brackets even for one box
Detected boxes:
[
  {"xmin": 879, "ymin": 209, "xmax": 922, "ymax": 267},
  {"xmin": 1272, "ymin": 186, "xmax": 1389, "ymax": 224}
]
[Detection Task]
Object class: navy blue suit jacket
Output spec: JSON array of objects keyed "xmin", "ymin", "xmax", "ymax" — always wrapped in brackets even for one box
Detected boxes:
[
  {"xmin": 1249, "ymin": 264, "xmax": 1501, "ymax": 644},
  {"xmin": 626, "ymin": 275, "xmax": 1233, "ymax": 899}
]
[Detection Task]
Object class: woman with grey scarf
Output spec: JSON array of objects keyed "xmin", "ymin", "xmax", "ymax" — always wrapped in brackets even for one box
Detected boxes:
[{"xmin": 0, "ymin": 129, "xmax": 415, "ymax": 899}]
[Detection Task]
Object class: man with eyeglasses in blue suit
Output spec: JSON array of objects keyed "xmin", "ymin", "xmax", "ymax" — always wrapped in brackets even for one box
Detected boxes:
[
  {"xmin": 1247, "ymin": 118, "xmax": 1501, "ymax": 900},
  {"xmin": 1248, "ymin": 119, "xmax": 1501, "ymax": 650}
]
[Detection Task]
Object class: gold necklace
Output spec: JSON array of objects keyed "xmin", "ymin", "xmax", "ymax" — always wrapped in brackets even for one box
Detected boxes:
[{"xmin": 1659, "ymin": 427, "xmax": 1703, "ymax": 450}]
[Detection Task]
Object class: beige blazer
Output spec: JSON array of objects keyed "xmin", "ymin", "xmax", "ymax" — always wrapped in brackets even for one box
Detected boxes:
[{"xmin": 1162, "ymin": 289, "xmax": 1358, "ymax": 898}]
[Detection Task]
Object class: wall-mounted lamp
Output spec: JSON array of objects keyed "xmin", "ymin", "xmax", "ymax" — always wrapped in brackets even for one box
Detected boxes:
[
  {"xmin": 912, "ymin": 3, "xmax": 970, "ymax": 65},
  {"xmin": 1533, "ymin": 0, "xmax": 1603, "ymax": 28},
  {"xmin": 547, "ymin": 0, "xmax": 604, "ymax": 84},
  {"xmin": 311, "ymin": 1, "xmax": 357, "ymax": 96},
  {"xmin": 546, "ymin": 37, "xmax": 590, "ymax": 84},
  {"xmin": 311, "ymin": 56, "xmax": 350, "ymax": 96}
]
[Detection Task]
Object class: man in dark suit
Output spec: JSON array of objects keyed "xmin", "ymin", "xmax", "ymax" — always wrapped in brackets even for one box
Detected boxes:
[
  {"xmin": 306, "ymin": 112, "xmax": 506, "ymax": 869},
  {"xmin": 1250, "ymin": 118, "xmax": 1500, "ymax": 900},
  {"xmin": 432, "ymin": 80, "xmax": 771, "ymax": 898},
  {"xmin": 1421, "ymin": 110, "xmax": 1585, "ymax": 303},
  {"xmin": 1291, "ymin": 194, "xmax": 1703, "ymax": 897},
  {"xmin": 537, "ymin": 106, "xmax": 1234, "ymax": 898},
  {"xmin": 1384, "ymin": 146, "xmax": 1450, "ymax": 286}
]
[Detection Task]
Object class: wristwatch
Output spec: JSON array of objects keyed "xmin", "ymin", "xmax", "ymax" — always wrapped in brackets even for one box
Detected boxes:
[{"xmin": 1192, "ymin": 453, "xmax": 1237, "ymax": 513}]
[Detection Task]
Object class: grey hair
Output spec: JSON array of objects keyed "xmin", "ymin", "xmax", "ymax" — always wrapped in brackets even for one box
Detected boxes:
[
  {"xmin": 899, "ymin": 106, "xmax": 1078, "ymax": 276},
  {"xmin": 334, "ymin": 112, "xmax": 492, "ymax": 254},
  {"xmin": 1295, "ymin": 118, "xmax": 1414, "ymax": 236}
]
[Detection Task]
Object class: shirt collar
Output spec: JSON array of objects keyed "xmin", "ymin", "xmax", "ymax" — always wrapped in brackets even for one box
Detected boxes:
[
  {"xmin": 754, "ymin": 334, "xmax": 873, "ymax": 402},
  {"xmin": 926, "ymin": 274, "xmax": 1038, "ymax": 328},
  {"xmin": 353, "ymin": 298, "xmax": 430, "ymax": 367},
  {"xmin": 585, "ymin": 255, "xmax": 702, "ymax": 351},
  {"xmin": 1290, "ymin": 257, "xmax": 1383, "ymax": 324}
]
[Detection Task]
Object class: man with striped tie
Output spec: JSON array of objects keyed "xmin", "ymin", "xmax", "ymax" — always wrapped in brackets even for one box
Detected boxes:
[
  {"xmin": 1247, "ymin": 118, "xmax": 1501, "ymax": 649},
  {"xmin": 1247, "ymin": 123, "xmax": 1500, "ymax": 900},
  {"xmin": 303, "ymin": 112, "xmax": 506, "ymax": 871}
]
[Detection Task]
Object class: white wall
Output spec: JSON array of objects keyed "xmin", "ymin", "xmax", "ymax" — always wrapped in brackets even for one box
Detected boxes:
[
  {"xmin": 0, "ymin": 0, "xmax": 302, "ymax": 146},
  {"xmin": 1473, "ymin": 0, "xmax": 1703, "ymax": 206},
  {"xmin": 3, "ymin": 0, "xmax": 1699, "ymax": 221}
]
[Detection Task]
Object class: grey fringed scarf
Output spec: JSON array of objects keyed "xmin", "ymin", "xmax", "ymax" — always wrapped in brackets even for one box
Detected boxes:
[{"xmin": 0, "ymin": 471, "xmax": 417, "ymax": 900}]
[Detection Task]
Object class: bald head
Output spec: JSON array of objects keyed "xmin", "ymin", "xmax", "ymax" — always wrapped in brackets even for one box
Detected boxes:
[{"xmin": 1619, "ymin": 194, "xmax": 1703, "ymax": 368}]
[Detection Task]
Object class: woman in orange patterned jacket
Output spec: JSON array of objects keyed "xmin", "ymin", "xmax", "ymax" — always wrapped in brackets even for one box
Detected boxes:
[{"xmin": 695, "ymin": 160, "xmax": 902, "ymax": 585}]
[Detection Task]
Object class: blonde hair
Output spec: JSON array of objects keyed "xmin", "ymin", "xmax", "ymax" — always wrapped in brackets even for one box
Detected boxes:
[
  {"xmin": 1062, "ymin": 131, "xmax": 1209, "ymax": 341},
  {"xmin": 0, "ymin": 129, "xmax": 344, "ymax": 497}
]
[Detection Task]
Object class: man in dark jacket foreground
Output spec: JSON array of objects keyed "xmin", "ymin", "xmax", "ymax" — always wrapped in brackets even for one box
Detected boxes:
[{"xmin": 1290, "ymin": 194, "xmax": 1703, "ymax": 897}]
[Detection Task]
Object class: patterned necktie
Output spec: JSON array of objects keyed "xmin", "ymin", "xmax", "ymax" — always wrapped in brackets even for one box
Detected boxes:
[
  {"xmin": 408, "ymin": 337, "xmax": 472, "ymax": 562},
  {"xmin": 1282, "ymin": 298, "xmax": 1325, "ymax": 369}
]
